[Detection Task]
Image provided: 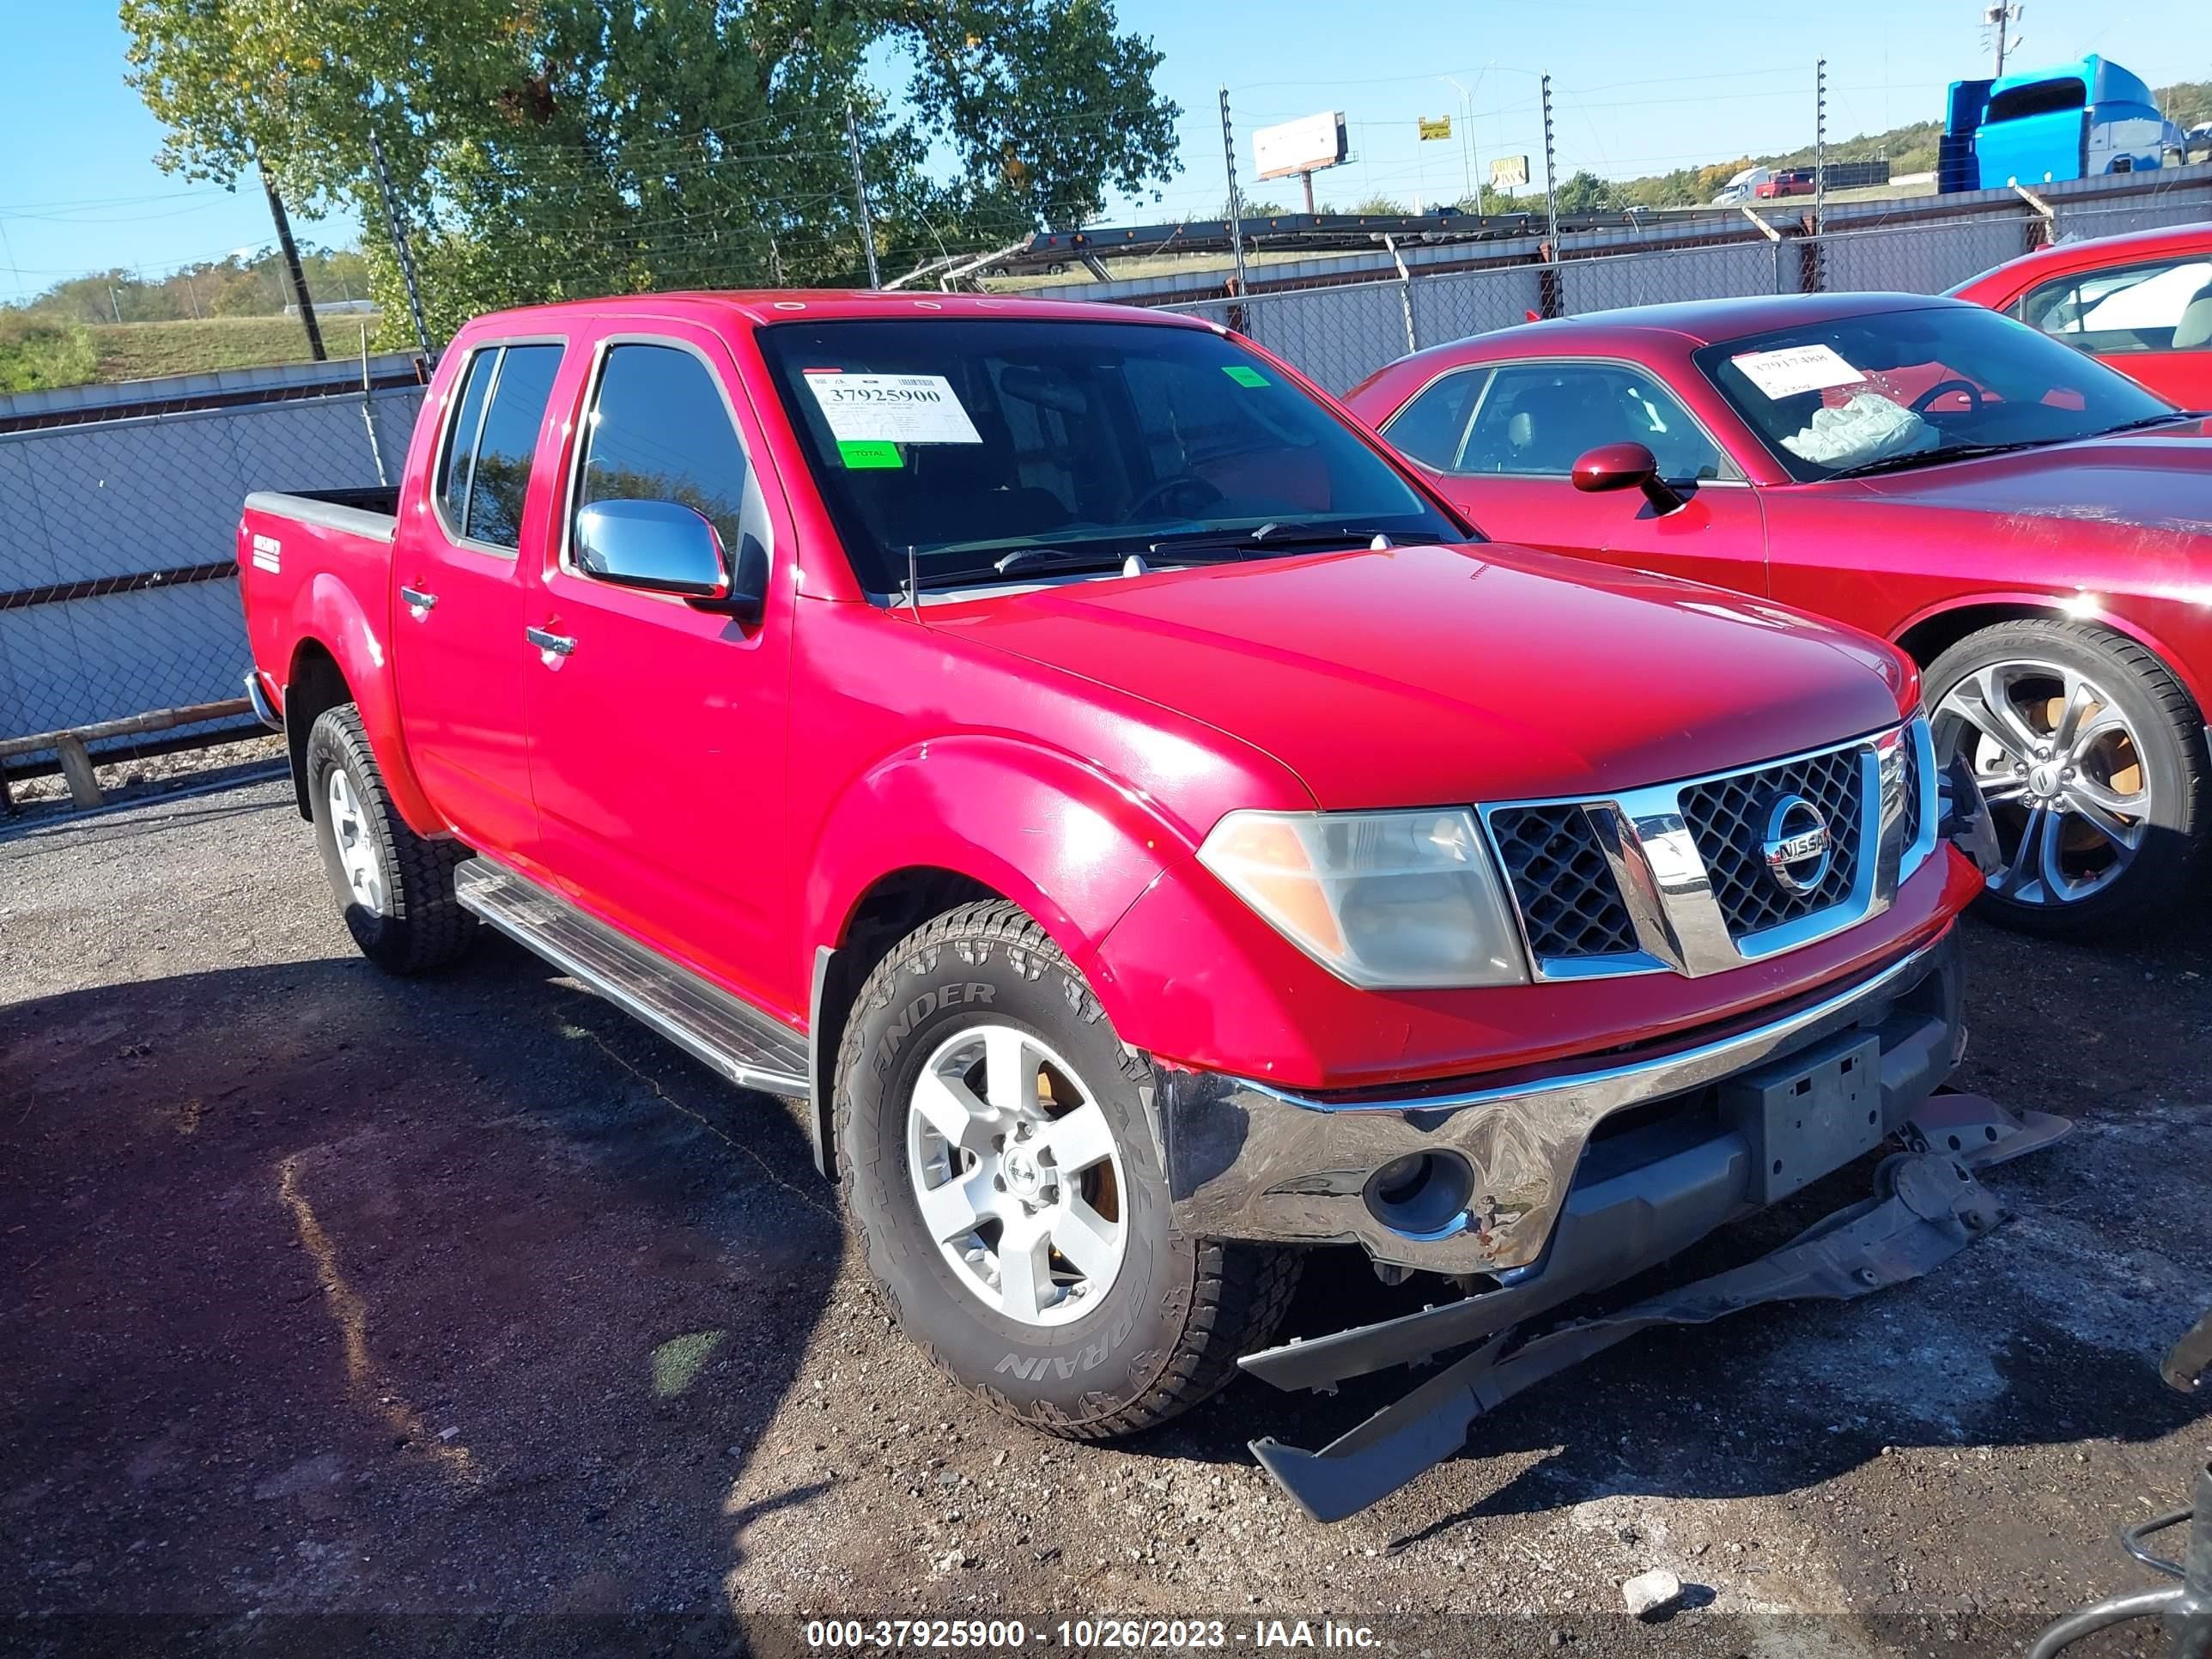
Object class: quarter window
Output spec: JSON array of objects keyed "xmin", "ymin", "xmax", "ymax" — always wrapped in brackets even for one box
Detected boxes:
[
  {"xmin": 1383, "ymin": 368, "xmax": 1491, "ymax": 472},
  {"xmin": 1458, "ymin": 362, "xmax": 1726, "ymax": 482},
  {"xmin": 435, "ymin": 350, "xmax": 497, "ymax": 531},
  {"xmin": 576, "ymin": 343, "xmax": 761, "ymax": 563}
]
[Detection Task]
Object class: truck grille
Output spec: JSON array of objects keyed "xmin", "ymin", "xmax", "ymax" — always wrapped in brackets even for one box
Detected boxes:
[
  {"xmin": 1678, "ymin": 745, "xmax": 1863, "ymax": 938},
  {"xmin": 1487, "ymin": 805, "xmax": 1638, "ymax": 960}
]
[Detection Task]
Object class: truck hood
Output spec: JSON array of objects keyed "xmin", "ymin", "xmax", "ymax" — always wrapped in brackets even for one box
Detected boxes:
[
  {"xmin": 927, "ymin": 542, "xmax": 1911, "ymax": 811},
  {"xmin": 1841, "ymin": 428, "xmax": 2212, "ymax": 544}
]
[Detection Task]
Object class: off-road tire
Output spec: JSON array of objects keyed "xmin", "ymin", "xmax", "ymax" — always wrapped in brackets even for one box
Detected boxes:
[
  {"xmin": 835, "ymin": 899, "xmax": 1301, "ymax": 1439},
  {"xmin": 1923, "ymin": 619, "xmax": 2209, "ymax": 938},
  {"xmin": 305, "ymin": 704, "xmax": 478, "ymax": 975}
]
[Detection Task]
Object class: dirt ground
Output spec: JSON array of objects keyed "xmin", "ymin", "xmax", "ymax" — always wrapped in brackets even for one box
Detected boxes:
[{"xmin": 3, "ymin": 776, "xmax": 2207, "ymax": 1659}]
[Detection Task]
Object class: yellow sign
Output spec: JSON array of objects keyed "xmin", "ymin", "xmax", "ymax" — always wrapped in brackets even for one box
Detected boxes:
[{"xmin": 1418, "ymin": 116, "xmax": 1453, "ymax": 142}]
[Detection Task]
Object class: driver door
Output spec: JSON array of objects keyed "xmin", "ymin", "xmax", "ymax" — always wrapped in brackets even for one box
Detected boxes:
[{"xmin": 1394, "ymin": 359, "xmax": 1771, "ymax": 599}]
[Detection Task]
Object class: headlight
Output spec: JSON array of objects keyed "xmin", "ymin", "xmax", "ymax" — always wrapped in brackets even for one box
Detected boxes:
[{"xmin": 1196, "ymin": 808, "xmax": 1530, "ymax": 989}]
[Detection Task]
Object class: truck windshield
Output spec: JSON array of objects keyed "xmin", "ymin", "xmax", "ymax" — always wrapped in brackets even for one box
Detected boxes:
[
  {"xmin": 756, "ymin": 316, "xmax": 1464, "ymax": 594},
  {"xmin": 1692, "ymin": 303, "xmax": 2177, "ymax": 482}
]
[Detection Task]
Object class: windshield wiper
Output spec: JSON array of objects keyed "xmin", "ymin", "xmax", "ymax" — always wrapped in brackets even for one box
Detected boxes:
[
  {"xmin": 2098, "ymin": 411, "xmax": 2204, "ymax": 435},
  {"xmin": 1826, "ymin": 440, "xmax": 2054, "ymax": 479},
  {"xmin": 1147, "ymin": 525, "xmax": 1448, "ymax": 556}
]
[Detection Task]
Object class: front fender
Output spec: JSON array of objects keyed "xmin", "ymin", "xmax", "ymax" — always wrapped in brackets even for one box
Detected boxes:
[
  {"xmin": 288, "ymin": 573, "xmax": 440, "ymax": 835},
  {"xmin": 803, "ymin": 735, "xmax": 1190, "ymax": 1030}
]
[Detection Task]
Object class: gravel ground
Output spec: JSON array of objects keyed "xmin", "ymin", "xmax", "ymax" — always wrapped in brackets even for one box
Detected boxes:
[{"xmin": 2, "ymin": 777, "xmax": 2207, "ymax": 1659}]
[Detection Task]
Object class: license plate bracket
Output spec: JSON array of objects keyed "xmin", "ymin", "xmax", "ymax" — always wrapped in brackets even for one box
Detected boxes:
[{"xmin": 1720, "ymin": 1029, "xmax": 1884, "ymax": 1205}]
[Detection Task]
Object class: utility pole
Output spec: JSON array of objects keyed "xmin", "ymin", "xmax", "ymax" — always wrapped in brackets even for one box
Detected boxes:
[
  {"xmin": 1813, "ymin": 58, "xmax": 1828, "ymax": 292},
  {"xmin": 260, "ymin": 163, "xmax": 326, "ymax": 361},
  {"xmin": 845, "ymin": 103, "xmax": 880, "ymax": 290},
  {"xmin": 1985, "ymin": 2, "xmax": 2022, "ymax": 80},
  {"xmin": 1540, "ymin": 74, "xmax": 1560, "ymax": 252},
  {"xmin": 1218, "ymin": 85, "xmax": 1249, "ymax": 298},
  {"xmin": 1439, "ymin": 76, "xmax": 1475, "ymax": 206},
  {"xmin": 365, "ymin": 124, "xmax": 435, "ymax": 364}
]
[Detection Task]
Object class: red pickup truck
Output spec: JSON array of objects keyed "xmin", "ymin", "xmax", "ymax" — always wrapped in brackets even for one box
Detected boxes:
[{"xmin": 237, "ymin": 291, "xmax": 1999, "ymax": 1518}]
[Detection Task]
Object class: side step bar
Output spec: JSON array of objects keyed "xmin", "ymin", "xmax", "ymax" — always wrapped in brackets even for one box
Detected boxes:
[{"xmin": 454, "ymin": 860, "xmax": 811, "ymax": 1097}]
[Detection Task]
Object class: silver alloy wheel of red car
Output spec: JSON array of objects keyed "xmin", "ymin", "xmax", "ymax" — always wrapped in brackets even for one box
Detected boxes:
[
  {"xmin": 903, "ymin": 1022, "xmax": 1129, "ymax": 1329},
  {"xmin": 1932, "ymin": 658, "xmax": 2149, "ymax": 906}
]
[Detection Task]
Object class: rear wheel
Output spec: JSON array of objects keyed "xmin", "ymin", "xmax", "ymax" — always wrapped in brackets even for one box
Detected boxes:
[
  {"xmin": 1923, "ymin": 620, "xmax": 2209, "ymax": 937},
  {"xmin": 835, "ymin": 899, "xmax": 1300, "ymax": 1438},
  {"xmin": 305, "ymin": 705, "xmax": 477, "ymax": 974}
]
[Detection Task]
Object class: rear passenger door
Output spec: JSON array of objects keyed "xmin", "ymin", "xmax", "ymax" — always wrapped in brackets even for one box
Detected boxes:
[
  {"xmin": 392, "ymin": 337, "xmax": 565, "ymax": 857},
  {"xmin": 523, "ymin": 328, "xmax": 796, "ymax": 1013}
]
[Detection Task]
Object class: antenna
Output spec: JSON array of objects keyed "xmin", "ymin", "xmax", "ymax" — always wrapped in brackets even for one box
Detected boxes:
[{"xmin": 906, "ymin": 543, "xmax": 921, "ymax": 621}]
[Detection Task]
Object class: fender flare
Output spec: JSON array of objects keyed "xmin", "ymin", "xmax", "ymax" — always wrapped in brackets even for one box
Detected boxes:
[
  {"xmin": 803, "ymin": 734, "xmax": 1196, "ymax": 1024},
  {"xmin": 1893, "ymin": 591, "xmax": 2211, "ymax": 714},
  {"xmin": 287, "ymin": 573, "xmax": 441, "ymax": 835}
]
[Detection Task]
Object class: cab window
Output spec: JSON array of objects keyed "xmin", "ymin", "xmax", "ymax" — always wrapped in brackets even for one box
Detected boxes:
[
  {"xmin": 1457, "ymin": 362, "xmax": 1727, "ymax": 482},
  {"xmin": 434, "ymin": 343, "xmax": 563, "ymax": 552},
  {"xmin": 574, "ymin": 343, "xmax": 765, "ymax": 566},
  {"xmin": 2019, "ymin": 257, "xmax": 2212, "ymax": 356}
]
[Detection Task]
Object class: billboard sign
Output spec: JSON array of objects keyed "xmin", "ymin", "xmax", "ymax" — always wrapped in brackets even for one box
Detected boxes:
[
  {"xmin": 1417, "ymin": 116, "xmax": 1453, "ymax": 142},
  {"xmin": 1254, "ymin": 111, "xmax": 1349, "ymax": 180},
  {"xmin": 1489, "ymin": 154, "xmax": 1531, "ymax": 190}
]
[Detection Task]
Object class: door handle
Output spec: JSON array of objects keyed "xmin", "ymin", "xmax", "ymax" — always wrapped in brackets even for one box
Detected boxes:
[
  {"xmin": 525, "ymin": 625, "xmax": 577, "ymax": 657},
  {"xmin": 399, "ymin": 586, "xmax": 437, "ymax": 611}
]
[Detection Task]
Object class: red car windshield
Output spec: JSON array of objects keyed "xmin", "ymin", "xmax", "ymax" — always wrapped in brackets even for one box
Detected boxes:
[
  {"xmin": 1693, "ymin": 304, "xmax": 2179, "ymax": 481},
  {"xmin": 757, "ymin": 317, "xmax": 1462, "ymax": 594}
]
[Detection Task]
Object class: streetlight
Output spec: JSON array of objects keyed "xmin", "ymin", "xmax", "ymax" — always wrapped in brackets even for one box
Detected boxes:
[{"xmin": 1438, "ymin": 72, "xmax": 1484, "ymax": 209}]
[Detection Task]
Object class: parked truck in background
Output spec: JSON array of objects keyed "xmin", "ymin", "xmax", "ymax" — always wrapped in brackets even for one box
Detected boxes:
[{"xmin": 236, "ymin": 290, "xmax": 1997, "ymax": 1517}]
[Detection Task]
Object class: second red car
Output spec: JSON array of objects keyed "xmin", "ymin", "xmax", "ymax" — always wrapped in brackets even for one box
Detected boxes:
[{"xmin": 1348, "ymin": 292, "xmax": 2212, "ymax": 936}]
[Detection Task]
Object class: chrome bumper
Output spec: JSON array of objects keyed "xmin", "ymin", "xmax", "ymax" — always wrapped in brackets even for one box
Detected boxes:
[
  {"xmin": 244, "ymin": 671, "xmax": 283, "ymax": 732},
  {"xmin": 1155, "ymin": 927, "xmax": 1961, "ymax": 1275}
]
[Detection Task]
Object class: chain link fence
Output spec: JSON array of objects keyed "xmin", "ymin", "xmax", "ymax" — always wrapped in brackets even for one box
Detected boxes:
[
  {"xmin": 3, "ymin": 169, "xmax": 2206, "ymax": 797},
  {"xmin": 0, "ymin": 364, "xmax": 422, "ymax": 790},
  {"xmin": 1154, "ymin": 169, "xmax": 2212, "ymax": 394}
]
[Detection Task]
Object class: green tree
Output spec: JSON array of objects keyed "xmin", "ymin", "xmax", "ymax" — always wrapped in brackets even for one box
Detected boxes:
[
  {"xmin": 121, "ymin": 0, "xmax": 1182, "ymax": 338},
  {"xmin": 1548, "ymin": 170, "xmax": 1614, "ymax": 216}
]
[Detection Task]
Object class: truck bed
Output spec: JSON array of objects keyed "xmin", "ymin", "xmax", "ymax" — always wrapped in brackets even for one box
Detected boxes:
[{"xmin": 243, "ymin": 486, "xmax": 400, "ymax": 543}]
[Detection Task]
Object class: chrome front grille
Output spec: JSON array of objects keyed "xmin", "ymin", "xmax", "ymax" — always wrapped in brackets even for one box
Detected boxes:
[
  {"xmin": 1482, "ymin": 718, "xmax": 1939, "ymax": 981},
  {"xmin": 1488, "ymin": 805, "xmax": 1640, "ymax": 959},
  {"xmin": 1679, "ymin": 744, "xmax": 1864, "ymax": 937}
]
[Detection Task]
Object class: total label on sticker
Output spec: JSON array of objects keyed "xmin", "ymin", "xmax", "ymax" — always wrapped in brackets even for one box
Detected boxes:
[
  {"xmin": 802, "ymin": 371, "xmax": 982, "ymax": 445},
  {"xmin": 1729, "ymin": 343, "xmax": 1866, "ymax": 399}
]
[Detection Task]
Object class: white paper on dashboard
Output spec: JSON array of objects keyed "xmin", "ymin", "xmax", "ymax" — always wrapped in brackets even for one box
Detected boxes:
[
  {"xmin": 801, "ymin": 372, "xmax": 983, "ymax": 444},
  {"xmin": 1729, "ymin": 343, "xmax": 1867, "ymax": 399}
]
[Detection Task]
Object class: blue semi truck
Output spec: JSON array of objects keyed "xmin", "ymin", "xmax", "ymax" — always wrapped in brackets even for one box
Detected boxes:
[{"xmin": 1940, "ymin": 56, "xmax": 2185, "ymax": 191}]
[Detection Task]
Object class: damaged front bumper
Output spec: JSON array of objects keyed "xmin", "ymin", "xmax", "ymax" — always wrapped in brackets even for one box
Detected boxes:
[
  {"xmin": 1255, "ymin": 1102, "xmax": 2068, "ymax": 1522},
  {"xmin": 1158, "ymin": 927, "xmax": 1966, "ymax": 1283}
]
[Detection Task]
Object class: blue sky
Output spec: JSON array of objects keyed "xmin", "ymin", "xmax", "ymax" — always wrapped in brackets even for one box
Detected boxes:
[{"xmin": 3, "ymin": 1, "xmax": 2204, "ymax": 302}]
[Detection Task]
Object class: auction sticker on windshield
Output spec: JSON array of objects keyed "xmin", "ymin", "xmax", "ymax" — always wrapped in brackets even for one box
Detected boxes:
[
  {"xmin": 802, "ymin": 371, "xmax": 982, "ymax": 445},
  {"xmin": 1729, "ymin": 343, "xmax": 1867, "ymax": 400}
]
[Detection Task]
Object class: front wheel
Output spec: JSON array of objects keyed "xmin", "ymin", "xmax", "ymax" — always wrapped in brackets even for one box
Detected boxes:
[
  {"xmin": 1923, "ymin": 620, "xmax": 2209, "ymax": 938},
  {"xmin": 305, "ymin": 704, "xmax": 478, "ymax": 974},
  {"xmin": 835, "ymin": 899, "xmax": 1300, "ymax": 1439}
]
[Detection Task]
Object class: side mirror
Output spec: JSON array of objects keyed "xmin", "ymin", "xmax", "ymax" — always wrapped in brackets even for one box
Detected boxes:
[
  {"xmin": 574, "ymin": 499, "xmax": 767, "ymax": 624},
  {"xmin": 1570, "ymin": 441, "xmax": 1685, "ymax": 515}
]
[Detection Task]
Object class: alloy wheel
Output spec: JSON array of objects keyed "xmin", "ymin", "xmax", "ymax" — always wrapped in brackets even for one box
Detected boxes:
[
  {"xmin": 1932, "ymin": 659, "xmax": 2148, "ymax": 908},
  {"xmin": 325, "ymin": 767, "xmax": 387, "ymax": 916},
  {"xmin": 904, "ymin": 1023, "xmax": 1127, "ymax": 1328}
]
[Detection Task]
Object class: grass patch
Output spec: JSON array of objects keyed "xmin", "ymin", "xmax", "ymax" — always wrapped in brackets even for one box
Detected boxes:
[
  {"xmin": 87, "ymin": 314, "xmax": 380, "ymax": 385},
  {"xmin": 0, "ymin": 313, "xmax": 99, "ymax": 393}
]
